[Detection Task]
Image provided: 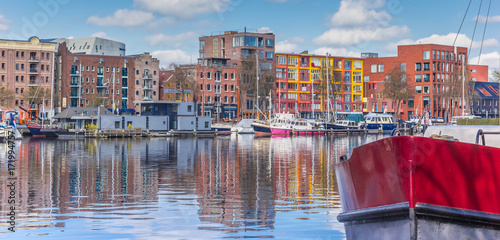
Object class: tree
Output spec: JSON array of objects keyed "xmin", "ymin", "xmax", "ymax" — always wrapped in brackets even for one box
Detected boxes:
[
  {"xmin": 491, "ymin": 69, "xmax": 500, "ymax": 82},
  {"xmin": 89, "ymin": 94, "xmax": 107, "ymax": 107},
  {"xmin": 170, "ymin": 63, "xmax": 195, "ymax": 102},
  {"xmin": 239, "ymin": 53, "xmax": 274, "ymax": 119},
  {"xmin": 23, "ymin": 86, "xmax": 49, "ymax": 108},
  {"xmin": 0, "ymin": 84, "xmax": 15, "ymax": 107},
  {"xmin": 382, "ymin": 66, "xmax": 415, "ymax": 123}
]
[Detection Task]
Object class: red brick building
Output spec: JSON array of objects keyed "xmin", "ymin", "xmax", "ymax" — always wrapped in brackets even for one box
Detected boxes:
[
  {"xmin": 0, "ymin": 36, "xmax": 56, "ymax": 122},
  {"xmin": 130, "ymin": 53, "xmax": 160, "ymax": 112},
  {"xmin": 469, "ymin": 64, "xmax": 489, "ymax": 82},
  {"xmin": 198, "ymin": 30, "xmax": 275, "ymax": 119},
  {"xmin": 159, "ymin": 64, "xmax": 196, "ymax": 102},
  {"xmin": 55, "ymin": 42, "xmax": 135, "ymax": 112},
  {"xmin": 363, "ymin": 44, "xmax": 468, "ymax": 121}
]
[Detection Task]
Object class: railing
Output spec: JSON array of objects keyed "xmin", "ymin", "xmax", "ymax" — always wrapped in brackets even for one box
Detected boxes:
[
  {"xmin": 29, "ymin": 80, "xmax": 38, "ymax": 86},
  {"xmin": 28, "ymin": 58, "xmax": 39, "ymax": 63},
  {"xmin": 143, "ymin": 84, "xmax": 153, "ymax": 90},
  {"xmin": 143, "ymin": 74, "xmax": 153, "ymax": 79},
  {"xmin": 29, "ymin": 69, "xmax": 38, "ymax": 74}
]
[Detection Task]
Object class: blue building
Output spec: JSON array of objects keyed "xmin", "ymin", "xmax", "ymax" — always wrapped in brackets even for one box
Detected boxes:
[
  {"xmin": 470, "ymin": 82, "xmax": 499, "ymax": 118},
  {"xmin": 138, "ymin": 101, "xmax": 211, "ymax": 130}
]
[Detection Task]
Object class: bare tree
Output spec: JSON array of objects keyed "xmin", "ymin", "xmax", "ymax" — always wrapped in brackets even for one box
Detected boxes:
[
  {"xmin": 491, "ymin": 69, "xmax": 500, "ymax": 82},
  {"xmin": 23, "ymin": 86, "xmax": 49, "ymax": 108},
  {"xmin": 382, "ymin": 66, "xmax": 415, "ymax": 122},
  {"xmin": 89, "ymin": 93, "xmax": 107, "ymax": 107},
  {"xmin": 0, "ymin": 84, "xmax": 15, "ymax": 107},
  {"xmin": 239, "ymin": 54, "xmax": 274, "ymax": 119},
  {"xmin": 170, "ymin": 64, "xmax": 195, "ymax": 102}
]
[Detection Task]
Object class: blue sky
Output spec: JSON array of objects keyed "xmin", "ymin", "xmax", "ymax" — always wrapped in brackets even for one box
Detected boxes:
[{"xmin": 0, "ymin": 0, "xmax": 499, "ymax": 75}]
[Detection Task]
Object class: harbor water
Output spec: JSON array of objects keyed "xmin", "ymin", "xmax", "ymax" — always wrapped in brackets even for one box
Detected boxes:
[{"xmin": 0, "ymin": 134, "xmax": 386, "ymax": 239}]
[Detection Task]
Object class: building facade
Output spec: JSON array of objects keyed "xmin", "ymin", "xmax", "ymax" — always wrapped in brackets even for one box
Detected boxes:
[
  {"xmin": 55, "ymin": 42, "xmax": 135, "ymax": 112},
  {"xmin": 0, "ymin": 36, "xmax": 57, "ymax": 121},
  {"xmin": 363, "ymin": 44, "xmax": 468, "ymax": 121},
  {"xmin": 470, "ymin": 81, "xmax": 499, "ymax": 118},
  {"xmin": 198, "ymin": 30, "xmax": 275, "ymax": 119},
  {"xmin": 130, "ymin": 53, "xmax": 160, "ymax": 112},
  {"xmin": 469, "ymin": 64, "xmax": 489, "ymax": 82},
  {"xmin": 159, "ymin": 64, "xmax": 196, "ymax": 102},
  {"xmin": 275, "ymin": 53, "xmax": 364, "ymax": 119},
  {"xmin": 52, "ymin": 37, "xmax": 126, "ymax": 56}
]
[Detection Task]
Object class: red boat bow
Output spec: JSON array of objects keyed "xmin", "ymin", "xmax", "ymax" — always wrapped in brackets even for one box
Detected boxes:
[{"xmin": 336, "ymin": 136, "xmax": 500, "ymax": 215}]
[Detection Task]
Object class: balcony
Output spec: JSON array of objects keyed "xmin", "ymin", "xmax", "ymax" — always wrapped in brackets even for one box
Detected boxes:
[
  {"xmin": 143, "ymin": 74, "xmax": 153, "ymax": 79},
  {"xmin": 143, "ymin": 84, "xmax": 153, "ymax": 90},
  {"xmin": 29, "ymin": 80, "xmax": 38, "ymax": 86},
  {"xmin": 70, "ymin": 93, "xmax": 80, "ymax": 98},
  {"xmin": 70, "ymin": 71, "xmax": 79, "ymax": 76},
  {"xmin": 28, "ymin": 69, "xmax": 39, "ymax": 75},
  {"xmin": 28, "ymin": 58, "xmax": 39, "ymax": 63},
  {"xmin": 96, "ymin": 83, "xmax": 107, "ymax": 88},
  {"xmin": 143, "ymin": 95, "xmax": 153, "ymax": 100}
]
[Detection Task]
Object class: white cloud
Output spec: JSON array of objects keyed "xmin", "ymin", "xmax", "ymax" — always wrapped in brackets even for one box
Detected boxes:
[
  {"xmin": 145, "ymin": 32, "xmax": 197, "ymax": 47},
  {"xmin": 0, "ymin": 14, "xmax": 11, "ymax": 31},
  {"xmin": 257, "ymin": 27, "xmax": 273, "ymax": 33},
  {"xmin": 314, "ymin": 25, "xmax": 410, "ymax": 46},
  {"xmin": 311, "ymin": 47, "xmax": 361, "ymax": 58},
  {"xmin": 87, "ymin": 9, "xmax": 154, "ymax": 27},
  {"xmin": 473, "ymin": 15, "xmax": 500, "ymax": 23},
  {"xmin": 147, "ymin": 17, "xmax": 178, "ymax": 29},
  {"xmin": 314, "ymin": 0, "xmax": 409, "ymax": 47},
  {"xmin": 67, "ymin": 36, "xmax": 75, "ymax": 39},
  {"xmin": 384, "ymin": 33, "xmax": 500, "ymax": 52},
  {"xmin": 152, "ymin": 49, "xmax": 193, "ymax": 68},
  {"xmin": 276, "ymin": 40, "xmax": 300, "ymax": 53},
  {"xmin": 331, "ymin": 0, "xmax": 391, "ymax": 27},
  {"xmin": 134, "ymin": 0, "xmax": 231, "ymax": 19}
]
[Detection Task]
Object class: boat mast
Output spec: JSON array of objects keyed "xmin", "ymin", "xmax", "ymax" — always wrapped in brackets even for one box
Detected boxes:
[
  {"xmin": 326, "ymin": 53, "xmax": 331, "ymax": 122},
  {"xmin": 462, "ymin": 54, "xmax": 465, "ymax": 116},
  {"xmin": 50, "ymin": 49, "xmax": 55, "ymax": 127},
  {"xmin": 255, "ymin": 53, "xmax": 259, "ymax": 120},
  {"xmin": 311, "ymin": 63, "xmax": 314, "ymax": 119}
]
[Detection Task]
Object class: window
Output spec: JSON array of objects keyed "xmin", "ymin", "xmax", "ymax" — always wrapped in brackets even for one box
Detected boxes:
[
  {"xmin": 423, "ymin": 74, "xmax": 430, "ymax": 82},
  {"xmin": 115, "ymin": 121, "xmax": 120, "ymax": 128},
  {"xmin": 344, "ymin": 94, "xmax": 351, "ymax": 102},
  {"xmin": 1, "ymin": 51, "xmax": 4, "ymax": 57},
  {"xmin": 288, "ymin": 69, "xmax": 297, "ymax": 79},
  {"xmin": 1, "ymin": 63, "xmax": 4, "ymax": 69},
  {"xmin": 277, "ymin": 56, "xmax": 286, "ymax": 65},
  {"xmin": 231, "ymin": 73, "xmax": 235, "ymax": 80},
  {"xmin": 224, "ymin": 73, "xmax": 228, "ymax": 80},
  {"xmin": 136, "ymin": 91, "xmax": 139, "ymax": 95},
  {"xmin": 207, "ymin": 84, "xmax": 211, "ymax": 91},
  {"xmin": 415, "ymin": 85, "xmax": 422, "ymax": 93},
  {"xmin": 400, "ymin": 63, "xmax": 406, "ymax": 72},
  {"xmin": 423, "ymin": 51, "xmax": 430, "ymax": 60},
  {"xmin": 258, "ymin": 50, "xmax": 264, "ymax": 59},
  {"xmin": 344, "ymin": 85, "xmax": 351, "ymax": 92},
  {"xmin": 344, "ymin": 60, "xmax": 351, "ymax": 70},
  {"xmin": 344, "ymin": 71, "xmax": 351, "ymax": 83},
  {"xmin": 423, "ymin": 85, "xmax": 430, "ymax": 94},
  {"xmin": 266, "ymin": 51, "xmax": 274, "ymax": 60},
  {"xmin": 266, "ymin": 39, "xmax": 274, "ymax": 47},
  {"xmin": 353, "ymin": 60, "xmax": 361, "ymax": 69},
  {"xmin": 288, "ymin": 57, "xmax": 298, "ymax": 66},
  {"xmin": 415, "ymin": 63, "xmax": 421, "ymax": 71},
  {"xmin": 423, "ymin": 62, "xmax": 430, "ymax": 71},
  {"xmin": 371, "ymin": 65, "xmax": 377, "ymax": 73},
  {"xmin": 199, "ymin": 40, "xmax": 205, "ymax": 50},
  {"xmin": 378, "ymin": 64, "xmax": 384, "ymax": 72},
  {"xmin": 207, "ymin": 72, "xmax": 211, "ymax": 79},
  {"xmin": 408, "ymin": 97, "xmax": 414, "ymax": 108},
  {"xmin": 415, "ymin": 74, "xmax": 422, "ymax": 82}
]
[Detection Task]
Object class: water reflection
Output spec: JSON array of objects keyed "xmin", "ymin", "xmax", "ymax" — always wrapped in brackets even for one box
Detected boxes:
[{"xmin": 0, "ymin": 134, "xmax": 386, "ymax": 239}]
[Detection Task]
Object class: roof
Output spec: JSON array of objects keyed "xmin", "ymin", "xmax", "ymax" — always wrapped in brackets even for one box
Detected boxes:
[
  {"xmin": 54, "ymin": 107, "xmax": 112, "ymax": 119},
  {"xmin": 473, "ymin": 82, "xmax": 499, "ymax": 99}
]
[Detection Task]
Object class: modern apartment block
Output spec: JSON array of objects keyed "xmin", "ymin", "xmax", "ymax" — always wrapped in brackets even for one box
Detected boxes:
[
  {"xmin": 363, "ymin": 44, "xmax": 468, "ymax": 121},
  {"xmin": 275, "ymin": 53, "xmax": 364, "ymax": 118},
  {"xmin": 198, "ymin": 29, "xmax": 275, "ymax": 119},
  {"xmin": 55, "ymin": 42, "xmax": 135, "ymax": 112},
  {"xmin": 130, "ymin": 53, "xmax": 160, "ymax": 112},
  {"xmin": 52, "ymin": 37, "xmax": 126, "ymax": 56},
  {"xmin": 0, "ymin": 36, "xmax": 57, "ymax": 121}
]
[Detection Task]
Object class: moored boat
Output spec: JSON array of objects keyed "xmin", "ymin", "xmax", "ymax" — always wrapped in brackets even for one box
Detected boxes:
[
  {"xmin": 336, "ymin": 128, "xmax": 500, "ymax": 239},
  {"xmin": 359, "ymin": 113, "xmax": 397, "ymax": 131},
  {"xmin": 231, "ymin": 119, "xmax": 256, "ymax": 134},
  {"xmin": 27, "ymin": 124, "xmax": 59, "ymax": 138}
]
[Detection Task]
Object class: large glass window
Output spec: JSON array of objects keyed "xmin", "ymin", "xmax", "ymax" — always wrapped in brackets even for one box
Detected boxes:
[
  {"xmin": 371, "ymin": 64, "xmax": 377, "ymax": 73},
  {"xmin": 199, "ymin": 40, "xmax": 205, "ymax": 50},
  {"xmin": 266, "ymin": 51, "xmax": 274, "ymax": 60},
  {"xmin": 266, "ymin": 39, "xmax": 274, "ymax": 47},
  {"xmin": 276, "ymin": 56, "xmax": 286, "ymax": 65},
  {"xmin": 400, "ymin": 63, "xmax": 406, "ymax": 72},
  {"xmin": 415, "ymin": 63, "xmax": 422, "ymax": 71},
  {"xmin": 378, "ymin": 64, "xmax": 384, "ymax": 72},
  {"xmin": 423, "ymin": 62, "xmax": 430, "ymax": 71},
  {"xmin": 344, "ymin": 71, "xmax": 351, "ymax": 83},
  {"xmin": 288, "ymin": 57, "xmax": 298, "ymax": 66},
  {"xmin": 344, "ymin": 60, "xmax": 351, "ymax": 70},
  {"xmin": 415, "ymin": 85, "xmax": 422, "ymax": 93},
  {"xmin": 415, "ymin": 74, "xmax": 422, "ymax": 82}
]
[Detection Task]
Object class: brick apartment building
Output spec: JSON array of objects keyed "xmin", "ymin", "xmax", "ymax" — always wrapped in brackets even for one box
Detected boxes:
[
  {"xmin": 159, "ymin": 64, "xmax": 196, "ymax": 102},
  {"xmin": 275, "ymin": 52, "xmax": 364, "ymax": 119},
  {"xmin": 130, "ymin": 53, "xmax": 160, "ymax": 112},
  {"xmin": 55, "ymin": 42, "xmax": 135, "ymax": 112},
  {"xmin": 198, "ymin": 29, "xmax": 275, "ymax": 119},
  {"xmin": 0, "ymin": 36, "xmax": 57, "ymax": 122},
  {"xmin": 469, "ymin": 64, "xmax": 489, "ymax": 82},
  {"xmin": 363, "ymin": 44, "xmax": 468, "ymax": 121}
]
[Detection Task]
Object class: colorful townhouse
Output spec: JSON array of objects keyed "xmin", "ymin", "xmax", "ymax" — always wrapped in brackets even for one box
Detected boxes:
[{"xmin": 275, "ymin": 52, "xmax": 364, "ymax": 119}]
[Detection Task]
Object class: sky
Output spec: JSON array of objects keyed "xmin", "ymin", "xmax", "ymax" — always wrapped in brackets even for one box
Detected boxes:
[{"xmin": 0, "ymin": 0, "xmax": 499, "ymax": 77}]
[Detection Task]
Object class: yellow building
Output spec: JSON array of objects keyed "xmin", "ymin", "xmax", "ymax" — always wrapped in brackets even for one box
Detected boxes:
[{"xmin": 275, "ymin": 53, "xmax": 363, "ymax": 118}]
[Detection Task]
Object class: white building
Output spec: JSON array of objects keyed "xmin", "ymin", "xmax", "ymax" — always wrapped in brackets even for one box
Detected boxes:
[{"xmin": 51, "ymin": 37, "xmax": 126, "ymax": 56}]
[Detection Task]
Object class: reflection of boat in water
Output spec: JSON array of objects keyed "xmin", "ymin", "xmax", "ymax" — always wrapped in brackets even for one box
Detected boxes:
[{"xmin": 336, "ymin": 126, "xmax": 500, "ymax": 240}]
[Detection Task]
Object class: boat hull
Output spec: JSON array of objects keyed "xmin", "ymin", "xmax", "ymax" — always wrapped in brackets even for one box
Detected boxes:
[
  {"xmin": 27, "ymin": 125, "xmax": 59, "ymax": 137},
  {"xmin": 270, "ymin": 127, "xmax": 292, "ymax": 135},
  {"xmin": 336, "ymin": 136, "xmax": 500, "ymax": 239},
  {"xmin": 361, "ymin": 123, "xmax": 397, "ymax": 131}
]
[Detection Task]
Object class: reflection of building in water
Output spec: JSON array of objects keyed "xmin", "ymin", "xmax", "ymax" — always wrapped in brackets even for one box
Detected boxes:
[
  {"xmin": 195, "ymin": 137, "xmax": 276, "ymax": 232},
  {"xmin": 0, "ymin": 139, "xmax": 160, "ymax": 231}
]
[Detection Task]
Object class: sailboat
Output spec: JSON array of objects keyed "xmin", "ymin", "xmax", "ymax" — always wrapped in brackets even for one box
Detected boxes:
[{"xmin": 26, "ymin": 76, "xmax": 59, "ymax": 138}]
